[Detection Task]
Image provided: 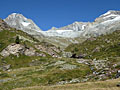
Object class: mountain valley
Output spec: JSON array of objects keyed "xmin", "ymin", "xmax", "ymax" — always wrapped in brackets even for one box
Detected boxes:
[{"xmin": 0, "ymin": 10, "xmax": 120, "ymax": 90}]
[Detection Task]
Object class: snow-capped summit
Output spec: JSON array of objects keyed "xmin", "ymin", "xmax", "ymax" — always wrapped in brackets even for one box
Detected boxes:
[
  {"xmin": 43, "ymin": 21, "xmax": 89, "ymax": 37},
  {"xmin": 53, "ymin": 21, "xmax": 89, "ymax": 31},
  {"xmin": 4, "ymin": 13, "xmax": 42, "ymax": 35},
  {"xmin": 4, "ymin": 10, "xmax": 120, "ymax": 38},
  {"xmin": 41, "ymin": 10, "xmax": 120, "ymax": 38},
  {"xmin": 95, "ymin": 10, "xmax": 120, "ymax": 23},
  {"xmin": 100, "ymin": 10, "xmax": 120, "ymax": 17},
  {"xmin": 81, "ymin": 10, "xmax": 120, "ymax": 37}
]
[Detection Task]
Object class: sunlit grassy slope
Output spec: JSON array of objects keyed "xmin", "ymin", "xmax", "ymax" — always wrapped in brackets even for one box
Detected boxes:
[{"xmin": 13, "ymin": 78, "xmax": 120, "ymax": 90}]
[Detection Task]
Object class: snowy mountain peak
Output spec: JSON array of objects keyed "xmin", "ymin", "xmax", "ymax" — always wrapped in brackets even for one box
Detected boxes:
[
  {"xmin": 4, "ymin": 13, "xmax": 42, "ymax": 35},
  {"xmin": 4, "ymin": 10, "xmax": 120, "ymax": 38},
  {"xmin": 6, "ymin": 13, "xmax": 27, "ymax": 20},
  {"xmin": 50, "ymin": 21, "xmax": 89, "ymax": 32},
  {"xmin": 100, "ymin": 10, "xmax": 120, "ymax": 17},
  {"xmin": 95, "ymin": 10, "xmax": 120, "ymax": 23}
]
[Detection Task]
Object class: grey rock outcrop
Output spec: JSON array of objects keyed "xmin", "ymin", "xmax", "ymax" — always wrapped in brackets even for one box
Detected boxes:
[
  {"xmin": 0, "ymin": 43, "xmax": 46, "ymax": 57},
  {"xmin": 0, "ymin": 43, "xmax": 25, "ymax": 57},
  {"xmin": 24, "ymin": 47, "xmax": 36, "ymax": 56},
  {"xmin": 35, "ymin": 45, "xmax": 60, "ymax": 57}
]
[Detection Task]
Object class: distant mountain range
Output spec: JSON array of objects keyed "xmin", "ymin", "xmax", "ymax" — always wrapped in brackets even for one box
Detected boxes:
[{"xmin": 4, "ymin": 10, "xmax": 120, "ymax": 38}]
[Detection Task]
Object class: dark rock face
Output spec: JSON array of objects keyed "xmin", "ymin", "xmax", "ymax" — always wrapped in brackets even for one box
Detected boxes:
[
  {"xmin": 71, "ymin": 54, "xmax": 77, "ymax": 58},
  {"xmin": 115, "ymin": 70, "xmax": 120, "ymax": 78},
  {"xmin": 116, "ymin": 83, "xmax": 120, "ymax": 87},
  {"xmin": 71, "ymin": 54, "xmax": 86, "ymax": 59}
]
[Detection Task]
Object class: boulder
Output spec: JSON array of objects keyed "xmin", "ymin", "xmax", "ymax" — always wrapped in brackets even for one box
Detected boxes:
[
  {"xmin": 71, "ymin": 54, "xmax": 86, "ymax": 59},
  {"xmin": 70, "ymin": 54, "xmax": 77, "ymax": 58},
  {"xmin": 24, "ymin": 47, "xmax": 36, "ymax": 56},
  {"xmin": 116, "ymin": 83, "xmax": 120, "ymax": 87},
  {"xmin": 115, "ymin": 70, "xmax": 120, "ymax": 78}
]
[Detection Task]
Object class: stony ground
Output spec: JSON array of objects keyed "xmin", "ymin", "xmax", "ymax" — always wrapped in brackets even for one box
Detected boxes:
[{"xmin": 0, "ymin": 57, "xmax": 92, "ymax": 90}]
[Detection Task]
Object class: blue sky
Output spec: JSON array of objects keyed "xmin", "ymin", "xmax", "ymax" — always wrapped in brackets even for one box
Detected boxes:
[{"xmin": 0, "ymin": 0, "xmax": 120, "ymax": 30}]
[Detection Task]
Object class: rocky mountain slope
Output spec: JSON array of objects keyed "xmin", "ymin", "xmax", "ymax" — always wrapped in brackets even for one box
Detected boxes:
[
  {"xmin": 0, "ymin": 23, "xmax": 120, "ymax": 90},
  {"xmin": 66, "ymin": 28, "xmax": 120, "ymax": 79},
  {"xmin": 1, "ymin": 10, "xmax": 120, "ymax": 90},
  {"xmin": 50, "ymin": 10, "xmax": 120, "ymax": 38},
  {"xmin": 81, "ymin": 10, "xmax": 120, "ymax": 37},
  {"xmin": 0, "ymin": 19, "xmax": 61, "ymax": 69},
  {"xmin": 0, "ymin": 19, "xmax": 92, "ymax": 90},
  {"xmin": 4, "ymin": 13, "xmax": 44, "ymax": 36},
  {"xmin": 42, "ymin": 10, "xmax": 120, "ymax": 38},
  {"xmin": 66, "ymin": 30, "xmax": 120, "ymax": 70}
]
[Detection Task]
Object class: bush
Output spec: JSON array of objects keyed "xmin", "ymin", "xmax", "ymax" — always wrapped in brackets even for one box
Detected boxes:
[{"xmin": 15, "ymin": 36, "xmax": 20, "ymax": 44}]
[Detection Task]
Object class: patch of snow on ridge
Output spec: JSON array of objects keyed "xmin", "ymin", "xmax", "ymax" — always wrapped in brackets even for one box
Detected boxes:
[
  {"xmin": 100, "ymin": 11, "xmax": 111, "ymax": 17},
  {"xmin": 53, "ymin": 30, "xmax": 73, "ymax": 33},
  {"xmin": 40, "ymin": 30, "xmax": 82, "ymax": 38},
  {"xmin": 103, "ymin": 14, "xmax": 119, "ymax": 19},
  {"xmin": 21, "ymin": 22, "xmax": 30, "ymax": 26},
  {"xmin": 82, "ymin": 25, "xmax": 86, "ymax": 30},
  {"xmin": 101, "ymin": 16, "xmax": 120, "ymax": 24}
]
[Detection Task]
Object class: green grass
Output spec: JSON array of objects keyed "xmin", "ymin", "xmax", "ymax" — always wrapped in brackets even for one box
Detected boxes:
[
  {"xmin": 12, "ymin": 78, "xmax": 120, "ymax": 90},
  {"xmin": 0, "ymin": 57, "xmax": 91, "ymax": 90},
  {"xmin": 0, "ymin": 29, "xmax": 38, "ymax": 52},
  {"xmin": 0, "ymin": 27, "xmax": 62, "ymax": 69},
  {"xmin": 0, "ymin": 55, "xmax": 41, "ymax": 69},
  {"xmin": 66, "ymin": 30, "xmax": 120, "ymax": 60}
]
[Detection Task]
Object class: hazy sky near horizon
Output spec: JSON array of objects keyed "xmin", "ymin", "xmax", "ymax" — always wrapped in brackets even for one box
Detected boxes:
[{"xmin": 0, "ymin": 0, "xmax": 120, "ymax": 30}]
